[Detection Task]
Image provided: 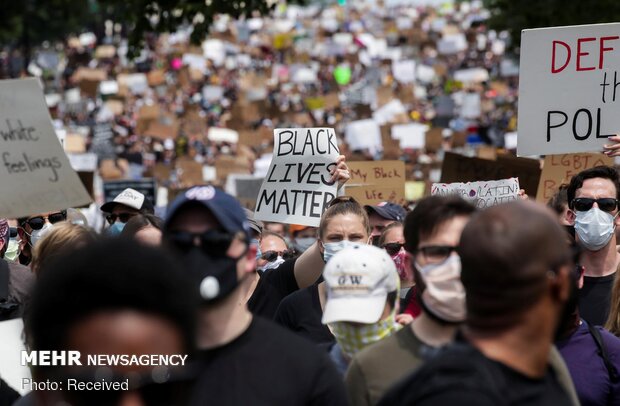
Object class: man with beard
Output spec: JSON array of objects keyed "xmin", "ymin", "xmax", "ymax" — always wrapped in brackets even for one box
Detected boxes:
[{"xmin": 163, "ymin": 186, "xmax": 347, "ymax": 405}]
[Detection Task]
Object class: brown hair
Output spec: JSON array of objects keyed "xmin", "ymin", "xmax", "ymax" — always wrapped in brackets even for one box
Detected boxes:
[
  {"xmin": 32, "ymin": 223, "xmax": 98, "ymax": 275},
  {"xmin": 318, "ymin": 196, "xmax": 370, "ymax": 240},
  {"xmin": 120, "ymin": 214, "xmax": 164, "ymax": 239},
  {"xmin": 378, "ymin": 222, "xmax": 403, "ymax": 247},
  {"xmin": 605, "ymin": 271, "xmax": 620, "ymax": 337},
  {"xmin": 459, "ymin": 202, "xmax": 572, "ymax": 332}
]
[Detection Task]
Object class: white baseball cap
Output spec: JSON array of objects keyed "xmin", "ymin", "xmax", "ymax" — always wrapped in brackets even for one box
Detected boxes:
[
  {"xmin": 101, "ymin": 188, "xmax": 153, "ymax": 213},
  {"xmin": 322, "ymin": 244, "xmax": 399, "ymax": 325}
]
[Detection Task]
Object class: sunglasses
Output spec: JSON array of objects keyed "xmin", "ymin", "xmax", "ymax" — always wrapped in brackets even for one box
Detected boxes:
[
  {"xmin": 105, "ymin": 212, "xmax": 137, "ymax": 225},
  {"xmin": 9, "ymin": 227, "xmax": 17, "ymax": 238},
  {"xmin": 261, "ymin": 250, "xmax": 295, "ymax": 262},
  {"xmin": 382, "ymin": 242, "xmax": 404, "ymax": 256},
  {"xmin": 415, "ymin": 245, "xmax": 458, "ymax": 263},
  {"xmin": 571, "ymin": 197, "xmax": 619, "ymax": 212},
  {"xmin": 22, "ymin": 211, "xmax": 66, "ymax": 230},
  {"xmin": 59, "ymin": 366, "xmax": 195, "ymax": 406},
  {"xmin": 166, "ymin": 229, "xmax": 236, "ymax": 257}
]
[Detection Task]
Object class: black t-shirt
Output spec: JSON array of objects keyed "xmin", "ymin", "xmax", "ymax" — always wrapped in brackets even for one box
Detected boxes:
[
  {"xmin": 378, "ymin": 339, "xmax": 572, "ymax": 406},
  {"xmin": 248, "ymin": 258, "xmax": 299, "ymax": 319},
  {"xmin": 274, "ymin": 285, "xmax": 335, "ymax": 346},
  {"xmin": 188, "ymin": 316, "xmax": 347, "ymax": 406},
  {"xmin": 579, "ymin": 274, "xmax": 615, "ymax": 326}
]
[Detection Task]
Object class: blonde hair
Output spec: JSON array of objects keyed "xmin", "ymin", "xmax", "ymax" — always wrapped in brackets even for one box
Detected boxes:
[
  {"xmin": 605, "ymin": 268, "xmax": 620, "ymax": 336},
  {"xmin": 31, "ymin": 223, "xmax": 98, "ymax": 275}
]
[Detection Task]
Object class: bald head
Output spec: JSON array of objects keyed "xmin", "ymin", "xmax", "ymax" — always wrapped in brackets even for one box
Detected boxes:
[{"xmin": 459, "ymin": 201, "xmax": 571, "ymax": 331}]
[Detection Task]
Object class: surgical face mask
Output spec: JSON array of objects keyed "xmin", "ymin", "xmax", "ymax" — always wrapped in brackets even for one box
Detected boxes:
[
  {"xmin": 29, "ymin": 223, "xmax": 54, "ymax": 247},
  {"xmin": 322, "ymin": 240, "xmax": 358, "ymax": 263},
  {"xmin": 107, "ymin": 222, "xmax": 126, "ymax": 236},
  {"xmin": 574, "ymin": 208, "xmax": 617, "ymax": 251},
  {"xmin": 293, "ymin": 237, "xmax": 315, "ymax": 253},
  {"xmin": 416, "ymin": 255, "xmax": 466, "ymax": 323},
  {"xmin": 4, "ymin": 238, "xmax": 20, "ymax": 262},
  {"xmin": 329, "ymin": 313, "xmax": 402, "ymax": 358}
]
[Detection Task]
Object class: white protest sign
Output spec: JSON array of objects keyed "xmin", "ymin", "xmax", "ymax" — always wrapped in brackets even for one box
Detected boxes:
[
  {"xmin": 0, "ymin": 318, "xmax": 31, "ymax": 395},
  {"xmin": 392, "ymin": 60, "xmax": 417, "ymax": 83},
  {"xmin": 454, "ymin": 68, "xmax": 489, "ymax": 83},
  {"xmin": 431, "ymin": 178, "xmax": 520, "ymax": 208},
  {"xmin": 392, "ymin": 123, "xmax": 429, "ymax": 149},
  {"xmin": 254, "ymin": 128, "xmax": 340, "ymax": 226},
  {"xmin": 438, "ymin": 33, "xmax": 467, "ymax": 54},
  {"xmin": 345, "ymin": 119, "xmax": 382, "ymax": 153},
  {"xmin": 518, "ymin": 22, "xmax": 620, "ymax": 156},
  {"xmin": 0, "ymin": 78, "xmax": 92, "ymax": 218}
]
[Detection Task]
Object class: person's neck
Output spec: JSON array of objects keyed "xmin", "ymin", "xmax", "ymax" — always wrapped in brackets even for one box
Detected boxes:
[
  {"xmin": 464, "ymin": 317, "xmax": 553, "ymax": 379},
  {"xmin": 411, "ymin": 312, "xmax": 457, "ymax": 347},
  {"xmin": 581, "ymin": 240, "xmax": 620, "ymax": 277},
  {"xmin": 196, "ymin": 289, "xmax": 253, "ymax": 349}
]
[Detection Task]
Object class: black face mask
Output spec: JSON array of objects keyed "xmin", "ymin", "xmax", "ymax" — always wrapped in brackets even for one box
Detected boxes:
[
  {"xmin": 370, "ymin": 235, "xmax": 381, "ymax": 247},
  {"xmin": 184, "ymin": 247, "xmax": 240, "ymax": 304}
]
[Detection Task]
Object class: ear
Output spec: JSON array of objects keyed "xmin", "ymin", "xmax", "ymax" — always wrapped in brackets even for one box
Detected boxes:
[
  {"xmin": 550, "ymin": 265, "xmax": 572, "ymax": 304},
  {"xmin": 566, "ymin": 209, "xmax": 576, "ymax": 226},
  {"xmin": 244, "ymin": 244, "xmax": 258, "ymax": 274}
]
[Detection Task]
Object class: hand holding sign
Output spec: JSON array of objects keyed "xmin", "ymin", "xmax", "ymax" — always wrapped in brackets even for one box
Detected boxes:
[
  {"xmin": 603, "ymin": 134, "xmax": 620, "ymax": 157},
  {"xmin": 330, "ymin": 155, "xmax": 350, "ymax": 188}
]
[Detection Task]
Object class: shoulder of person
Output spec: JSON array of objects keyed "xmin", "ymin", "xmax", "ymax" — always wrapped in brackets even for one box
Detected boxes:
[
  {"xmin": 597, "ymin": 326, "xmax": 620, "ymax": 356},
  {"xmin": 253, "ymin": 316, "xmax": 332, "ymax": 360}
]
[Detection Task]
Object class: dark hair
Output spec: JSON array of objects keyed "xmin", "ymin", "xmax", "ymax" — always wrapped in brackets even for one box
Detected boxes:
[
  {"xmin": 567, "ymin": 166, "xmax": 620, "ymax": 209},
  {"xmin": 25, "ymin": 240, "xmax": 198, "ymax": 373},
  {"xmin": 260, "ymin": 230, "xmax": 288, "ymax": 246},
  {"xmin": 459, "ymin": 202, "xmax": 572, "ymax": 332},
  {"xmin": 120, "ymin": 214, "xmax": 164, "ymax": 239},
  {"xmin": 378, "ymin": 222, "xmax": 403, "ymax": 247},
  {"xmin": 404, "ymin": 196, "xmax": 476, "ymax": 253},
  {"xmin": 319, "ymin": 197, "xmax": 370, "ymax": 240},
  {"xmin": 547, "ymin": 184, "xmax": 569, "ymax": 215}
]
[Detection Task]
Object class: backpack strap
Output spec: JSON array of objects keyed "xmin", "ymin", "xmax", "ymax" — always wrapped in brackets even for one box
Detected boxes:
[
  {"xmin": 0, "ymin": 259, "xmax": 9, "ymax": 303},
  {"xmin": 587, "ymin": 321, "xmax": 620, "ymax": 383}
]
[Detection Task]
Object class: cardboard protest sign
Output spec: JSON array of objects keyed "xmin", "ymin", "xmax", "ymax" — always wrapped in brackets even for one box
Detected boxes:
[
  {"xmin": 103, "ymin": 179, "xmax": 157, "ymax": 208},
  {"xmin": 518, "ymin": 22, "xmax": 620, "ymax": 156},
  {"xmin": 0, "ymin": 79, "xmax": 92, "ymax": 218},
  {"xmin": 346, "ymin": 160, "xmax": 406, "ymax": 205},
  {"xmin": 215, "ymin": 155, "xmax": 252, "ymax": 181},
  {"xmin": 176, "ymin": 159, "xmax": 204, "ymax": 188},
  {"xmin": 440, "ymin": 152, "xmax": 541, "ymax": 198},
  {"xmin": 536, "ymin": 153, "xmax": 613, "ymax": 202},
  {"xmin": 254, "ymin": 128, "xmax": 340, "ymax": 226},
  {"xmin": 432, "ymin": 178, "xmax": 520, "ymax": 208}
]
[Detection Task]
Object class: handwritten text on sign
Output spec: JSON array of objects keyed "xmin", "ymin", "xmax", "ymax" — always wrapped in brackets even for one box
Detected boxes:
[
  {"xmin": 536, "ymin": 153, "xmax": 613, "ymax": 202},
  {"xmin": 518, "ymin": 23, "xmax": 620, "ymax": 156},
  {"xmin": 0, "ymin": 78, "xmax": 92, "ymax": 218},
  {"xmin": 254, "ymin": 128, "xmax": 339, "ymax": 227},
  {"xmin": 431, "ymin": 178, "xmax": 520, "ymax": 208},
  {"xmin": 347, "ymin": 160, "xmax": 406, "ymax": 205}
]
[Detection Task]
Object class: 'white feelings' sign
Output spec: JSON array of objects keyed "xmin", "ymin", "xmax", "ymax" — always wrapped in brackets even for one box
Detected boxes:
[
  {"xmin": 431, "ymin": 178, "xmax": 520, "ymax": 208},
  {"xmin": 255, "ymin": 128, "xmax": 340, "ymax": 227},
  {"xmin": 518, "ymin": 22, "xmax": 620, "ymax": 156},
  {"xmin": 0, "ymin": 79, "xmax": 92, "ymax": 218}
]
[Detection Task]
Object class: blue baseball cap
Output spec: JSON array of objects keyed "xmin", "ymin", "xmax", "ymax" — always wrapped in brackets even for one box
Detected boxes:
[
  {"xmin": 364, "ymin": 202, "xmax": 407, "ymax": 222},
  {"xmin": 165, "ymin": 186, "xmax": 251, "ymax": 241}
]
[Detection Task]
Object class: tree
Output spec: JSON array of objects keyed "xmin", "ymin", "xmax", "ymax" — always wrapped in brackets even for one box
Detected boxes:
[{"xmin": 484, "ymin": 0, "xmax": 620, "ymax": 51}]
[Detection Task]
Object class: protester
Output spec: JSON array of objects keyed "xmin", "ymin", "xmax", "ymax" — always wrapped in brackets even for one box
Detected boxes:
[
  {"xmin": 323, "ymin": 244, "xmax": 401, "ymax": 374},
  {"xmin": 163, "ymin": 185, "xmax": 347, "ymax": 405},
  {"xmin": 548, "ymin": 184, "xmax": 571, "ymax": 226},
  {"xmin": 290, "ymin": 224, "xmax": 318, "ymax": 255},
  {"xmin": 606, "ymin": 270, "xmax": 620, "ymax": 338},
  {"xmin": 120, "ymin": 213, "xmax": 164, "ymax": 246},
  {"xmin": 16, "ymin": 210, "xmax": 68, "ymax": 266},
  {"xmin": 567, "ymin": 166, "xmax": 620, "ymax": 326},
  {"xmin": 365, "ymin": 203, "xmax": 407, "ymax": 246},
  {"xmin": 345, "ymin": 195, "xmax": 475, "ymax": 405},
  {"xmin": 379, "ymin": 201, "xmax": 576, "ymax": 405},
  {"xmin": 263, "ymin": 222, "xmax": 288, "ymax": 239},
  {"xmin": 100, "ymin": 188, "xmax": 155, "ymax": 236},
  {"xmin": 274, "ymin": 196, "xmax": 371, "ymax": 346},
  {"xmin": 556, "ymin": 243, "xmax": 620, "ymax": 406},
  {"xmin": 21, "ymin": 239, "xmax": 198, "ymax": 406},
  {"xmin": 257, "ymin": 230, "xmax": 293, "ymax": 273},
  {"xmin": 244, "ymin": 208, "xmax": 264, "ymax": 241},
  {"xmin": 31, "ymin": 223, "xmax": 98, "ymax": 275},
  {"xmin": 0, "ymin": 219, "xmax": 33, "ymax": 321}
]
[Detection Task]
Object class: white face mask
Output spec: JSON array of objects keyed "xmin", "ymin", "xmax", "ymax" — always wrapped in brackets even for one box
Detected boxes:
[
  {"xmin": 29, "ymin": 223, "xmax": 54, "ymax": 247},
  {"xmin": 574, "ymin": 208, "xmax": 617, "ymax": 251},
  {"xmin": 258, "ymin": 256, "xmax": 285, "ymax": 273},
  {"xmin": 322, "ymin": 240, "xmax": 358, "ymax": 263},
  {"xmin": 293, "ymin": 237, "xmax": 315, "ymax": 253}
]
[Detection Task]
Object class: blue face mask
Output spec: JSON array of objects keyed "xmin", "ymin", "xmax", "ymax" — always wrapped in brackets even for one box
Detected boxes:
[
  {"xmin": 322, "ymin": 240, "xmax": 358, "ymax": 263},
  {"xmin": 107, "ymin": 222, "xmax": 125, "ymax": 236}
]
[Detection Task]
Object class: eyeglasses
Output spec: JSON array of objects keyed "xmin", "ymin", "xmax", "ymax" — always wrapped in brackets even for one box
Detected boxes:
[
  {"xmin": 571, "ymin": 198, "xmax": 619, "ymax": 212},
  {"xmin": 382, "ymin": 242, "xmax": 404, "ymax": 256},
  {"xmin": 22, "ymin": 211, "xmax": 66, "ymax": 230},
  {"xmin": 166, "ymin": 229, "xmax": 237, "ymax": 257},
  {"xmin": 327, "ymin": 195, "xmax": 359, "ymax": 208},
  {"xmin": 261, "ymin": 250, "xmax": 295, "ymax": 262},
  {"xmin": 105, "ymin": 212, "xmax": 137, "ymax": 225},
  {"xmin": 415, "ymin": 245, "xmax": 458, "ymax": 263}
]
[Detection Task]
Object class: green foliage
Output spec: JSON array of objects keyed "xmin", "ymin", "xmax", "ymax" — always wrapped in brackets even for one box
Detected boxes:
[{"xmin": 484, "ymin": 0, "xmax": 620, "ymax": 51}]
